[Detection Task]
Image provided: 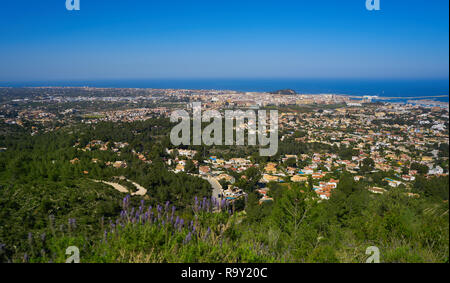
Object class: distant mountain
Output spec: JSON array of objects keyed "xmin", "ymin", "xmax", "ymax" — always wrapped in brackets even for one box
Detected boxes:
[{"xmin": 270, "ymin": 89, "xmax": 297, "ymax": 95}]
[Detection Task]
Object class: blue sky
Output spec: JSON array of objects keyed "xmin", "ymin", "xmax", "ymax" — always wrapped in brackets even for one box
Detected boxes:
[{"xmin": 0, "ymin": 0, "xmax": 448, "ymax": 81}]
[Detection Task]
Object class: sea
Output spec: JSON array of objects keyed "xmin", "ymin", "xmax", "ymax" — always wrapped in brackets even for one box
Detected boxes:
[{"xmin": 2, "ymin": 78, "xmax": 449, "ymax": 103}]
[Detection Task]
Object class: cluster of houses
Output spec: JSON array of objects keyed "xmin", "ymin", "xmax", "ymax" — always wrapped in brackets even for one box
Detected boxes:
[
  {"xmin": 221, "ymin": 185, "xmax": 247, "ymax": 201},
  {"xmin": 368, "ymin": 186, "xmax": 420, "ymax": 198},
  {"xmin": 84, "ymin": 108, "xmax": 171, "ymax": 123},
  {"xmin": 256, "ymin": 188, "xmax": 274, "ymax": 204},
  {"xmin": 74, "ymin": 140, "xmax": 130, "ymax": 153},
  {"xmin": 165, "ymin": 145, "xmax": 438, "ymax": 203},
  {"xmin": 313, "ymin": 179, "xmax": 340, "ymax": 200},
  {"xmin": 279, "ymin": 104, "xmax": 448, "ymax": 180},
  {"xmin": 105, "ymin": 161, "xmax": 128, "ymax": 169},
  {"xmin": 70, "ymin": 157, "xmax": 128, "ymax": 169},
  {"xmin": 205, "ymin": 156, "xmax": 253, "ymax": 173},
  {"xmin": 69, "ymin": 100, "xmax": 448, "ymax": 206}
]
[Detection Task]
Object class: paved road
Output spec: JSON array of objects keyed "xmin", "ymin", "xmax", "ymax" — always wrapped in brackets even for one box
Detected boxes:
[
  {"xmin": 181, "ymin": 173, "xmax": 223, "ymax": 199},
  {"xmin": 203, "ymin": 176, "xmax": 223, "ymax": 200}
]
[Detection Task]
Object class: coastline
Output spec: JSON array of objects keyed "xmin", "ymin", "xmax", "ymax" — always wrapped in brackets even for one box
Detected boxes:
[{"xmin": 0, "ymin": 78, "xmax": 448, "ymax": 103}]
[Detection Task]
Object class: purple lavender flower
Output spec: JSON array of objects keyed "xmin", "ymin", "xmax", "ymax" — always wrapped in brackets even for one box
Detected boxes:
[
  {"xmin": 202, "ymin": 197, "xmax": 207, "ymax": 211},
  {"xmin": 179, "ymin": 219, "xmax": 184, "ymax": 231},
  {"xmin": 171, "ymin": 205, "xmax": 176, "ymax": 221},
  {"xmin": 184, "ymin": 232, "xmax": 192, "ymax": 244},
  {"xmin": 165, "ymin": 201, "xmax": 170, "ymax": 212},
  {"xmin": 149, "ymin": 212, "xmax": 154, "ymax": 223},
  {"xmin": 194, "ymin": 196, "xmax": 199, "ymax": 212},
  {"xmin": 122, "ymin": 195, "xmax": 130, "ymax": 209}
]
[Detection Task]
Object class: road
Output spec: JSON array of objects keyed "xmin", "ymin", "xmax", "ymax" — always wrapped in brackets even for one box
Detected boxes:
[
  {"xmin": 203, "ymin": 176, "xmax": 223, "ymax": 200},
  {"xmin": 93, "ymin": 180, "xmax": 128, "ymax": 193},
  {"xmin": 92, "ymin": 179, "xmax": 147, "ymax": 196},
  {"xmin": 128, "ymin": 180, "xmax": 147, "ymax": 196}
]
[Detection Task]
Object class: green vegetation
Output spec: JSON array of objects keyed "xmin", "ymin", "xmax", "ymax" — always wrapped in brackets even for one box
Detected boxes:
[{"xmin": 0, "ymin": 118, "xmax": 448, "ymax": 263}]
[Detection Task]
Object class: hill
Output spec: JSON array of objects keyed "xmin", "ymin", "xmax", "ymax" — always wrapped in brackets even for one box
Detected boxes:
[{"xmin": 270, "ymin": 89, "xmax": 297, "ymax": 95}]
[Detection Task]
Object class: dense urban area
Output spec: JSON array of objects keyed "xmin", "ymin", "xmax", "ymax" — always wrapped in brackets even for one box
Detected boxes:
[{"xmin": 0, "ymin": 87, "xmax": 448, "ymax": 263}]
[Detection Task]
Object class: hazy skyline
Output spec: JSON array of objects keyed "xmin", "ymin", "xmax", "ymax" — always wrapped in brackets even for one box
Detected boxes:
[{"xmin": 0, "ymin": 0, "xmax": 448, "ymax": 82}]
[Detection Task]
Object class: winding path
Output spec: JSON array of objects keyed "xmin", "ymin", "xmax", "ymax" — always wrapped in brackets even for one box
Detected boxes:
[
  {"xmin": 128, "ymin": 180, "xmax": 147, "ymax": 196},
  {"xmin": 92, "ymin": 179, "xmax": 147, "ymax": 196}
]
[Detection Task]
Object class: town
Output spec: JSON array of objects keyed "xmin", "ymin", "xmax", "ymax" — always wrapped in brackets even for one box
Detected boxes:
[{"xmin": 1, "ymin": 87, "xmax": 448, "ymax": 205}]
